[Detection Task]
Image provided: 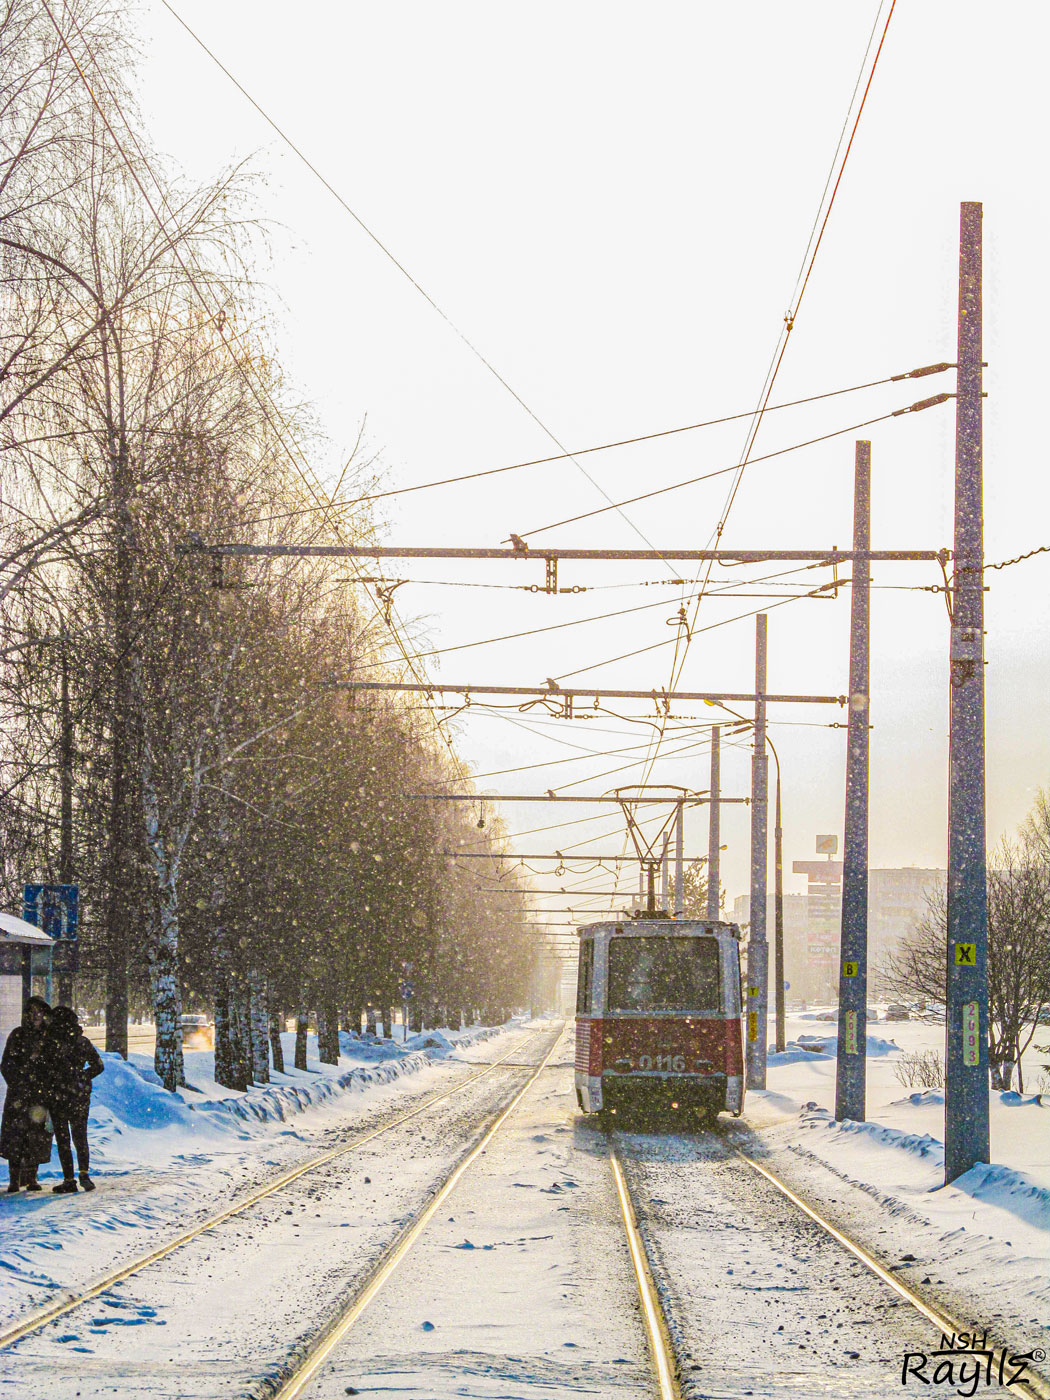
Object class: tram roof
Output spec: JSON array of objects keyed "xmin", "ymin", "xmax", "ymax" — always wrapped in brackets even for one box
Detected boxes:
[{"xmin": 575, "ymin": 917, "xmax": 741, "ymax": 939}]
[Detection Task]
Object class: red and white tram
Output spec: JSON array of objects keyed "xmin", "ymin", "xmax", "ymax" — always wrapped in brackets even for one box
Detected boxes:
[{"xmin": 574, "ymin": 917, "xmax": 745, "ymax": 1124}]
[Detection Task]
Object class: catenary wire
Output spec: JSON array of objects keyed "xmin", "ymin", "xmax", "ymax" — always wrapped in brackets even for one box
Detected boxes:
[
  {"xmin": 156, "ymin": 0, "xmax": 680, "ymax": 575},
  {"xmin": 347, "ymin": 560, "xmax": 842, "ymax": 672},
  {"xmin": 552, "ymin": 580, "xmax": 839, "ymax": 682},
  {"xmin": 43, "ymin": 2, "xmax": 480, "ymax": 791},
  {"xmin": 518, "ymin": 406, "xmax": 916, "ymax": 540},
  {"xmin": 237, "ymin": 369, "xmax": 924, "ymax": 527},
  {"xmin": 637, "ymin": 0, "xmax": 899, "ymax": 795}
]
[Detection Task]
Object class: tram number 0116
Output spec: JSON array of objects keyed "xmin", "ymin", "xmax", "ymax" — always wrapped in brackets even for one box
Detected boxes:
[{"xmin": 637, "ymin": 1054, "xmax": 686, "ymax": 1072}]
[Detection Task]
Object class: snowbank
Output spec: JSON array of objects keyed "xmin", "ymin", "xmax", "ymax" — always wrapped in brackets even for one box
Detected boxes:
[
  {"xmin": 745, "ymin": 1010, "xmax": 1050, "ymax": 1361},
  {"xmin": 94, "ymin": 1053, "xmax": 209, "ymax": 1131},
  {"xmin": 767, "ymin": 1032, "xmax": 900, "ymax": 1066},
  {"xmin": 92, "ymin": 1023, "xmax": 503, "ymax": 1134},
  {"xmin": 0, "ymin": 1021, "xmax": 509, "ymax": 1154},
  {"xmin": 0, "ymin": 1019, "xmax": 530, "ymax": 1329}
]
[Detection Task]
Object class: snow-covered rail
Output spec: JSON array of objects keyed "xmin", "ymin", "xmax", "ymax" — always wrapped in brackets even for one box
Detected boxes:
[
  {"xmin": 268, "ymin": 1030, "xmax": 564, "ymax": 1399},
  {"xmin": 609, "ymin": 1148, "xmax": 682, "ymax": 1400},
  {"xmin": 0, "ymin": 1025, "xmax": 553, "ymax": 1354},
  {"xmin": 734, "ymin": 1148, "xmax": 1050, "ymax": 1400},
  {"xmin": 612, "ymin": 1127, "xmax": 1050, "ymax": 1400}
]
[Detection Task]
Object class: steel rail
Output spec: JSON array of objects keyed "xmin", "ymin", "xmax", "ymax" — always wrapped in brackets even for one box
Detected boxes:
[
  {"xmin": 610, "ymin": 1150, "xmax": 682, "ymax": 1400},
  {"xmin": 270, "ymin": 1029, "xmax": 564, "ymax": 1399},
  {"xmin": 0, "ymin": 1027, "xmax": 549, "ymax": 1352},
  {"xmin": 734, "ymin": 1150, "xmax": 1050, "ymax": 1400}
]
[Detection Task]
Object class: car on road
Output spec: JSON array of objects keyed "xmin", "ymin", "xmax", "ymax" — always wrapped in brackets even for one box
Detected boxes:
[
  {"xmin": 180, "ymin": 1013, "xmax": 214, "ymax": 1050},
  {"xmin": 884, "ymin": 1004, "xmax": 911, "ymax": 1021}
]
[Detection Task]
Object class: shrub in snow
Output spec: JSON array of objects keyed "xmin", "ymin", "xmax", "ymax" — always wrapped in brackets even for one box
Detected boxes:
[{"xmin": 892, "ymin": 1048, "xmax": 944, "ymax": 1090}]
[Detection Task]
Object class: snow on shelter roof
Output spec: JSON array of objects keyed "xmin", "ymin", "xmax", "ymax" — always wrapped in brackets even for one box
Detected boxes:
[{"xmin": 0, "ymin": 911, "xmax": 53, "ymax": 945}]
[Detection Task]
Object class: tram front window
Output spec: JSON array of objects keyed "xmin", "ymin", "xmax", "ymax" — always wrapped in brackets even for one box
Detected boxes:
[{"xmin": 607, "ymin": 936, "xmax": 721, "ymax": 1013}]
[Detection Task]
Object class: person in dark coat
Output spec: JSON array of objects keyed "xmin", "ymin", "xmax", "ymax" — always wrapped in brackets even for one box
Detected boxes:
[
  {"xmin": 44, "ymin": 1006, "xmax": 103, "ymax": 1193},
  {"xmin": 0, "ymin": 996, "xmax": 53, "ymax": 1192}
]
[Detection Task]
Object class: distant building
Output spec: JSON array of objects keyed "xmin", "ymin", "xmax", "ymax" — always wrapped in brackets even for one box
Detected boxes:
[{"xmin": 733, "ymin": 862, "xmax": 944, "ymax": 1003}]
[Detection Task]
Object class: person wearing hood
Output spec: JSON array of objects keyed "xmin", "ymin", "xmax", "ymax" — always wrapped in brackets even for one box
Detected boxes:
[
  {"xmin": 0, "ymin": 996, "xmax": 54, "ymax": 1192},
  {"xmin": 44, "ymin": 1006, "xmax": 103, "ymax": 1193}
]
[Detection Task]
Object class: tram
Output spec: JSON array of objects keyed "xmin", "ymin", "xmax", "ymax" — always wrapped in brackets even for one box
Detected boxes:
[{"xmin": 574, "ymin": 916, "xmax": 745, "ymax": 1124}]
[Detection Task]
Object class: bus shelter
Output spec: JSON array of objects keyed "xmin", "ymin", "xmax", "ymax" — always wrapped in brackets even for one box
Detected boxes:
[{"xmin": 0, "ymin": 912, "xmax": 54, "ymax": 1054}]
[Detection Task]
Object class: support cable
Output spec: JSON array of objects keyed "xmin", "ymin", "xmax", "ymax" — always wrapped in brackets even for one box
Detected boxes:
[
  {"xmin": 42, "ymin": 2, "xmax": 475, "ymax": 785},
  {"xmin": 238, "ymin": 367, "xmax": 946, "ymax": 528},
  {"xmin": 155, "ymin": 0, "xmax": 676, "ymax": 573}
]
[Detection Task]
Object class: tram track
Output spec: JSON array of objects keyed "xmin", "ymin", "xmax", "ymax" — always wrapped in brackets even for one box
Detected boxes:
[
  {"xmin": 265, "ymin": 1029, "xmax": 564, "ymax": 1399},
  {"xmin": 252, "ymin": 1023, "xmax": 655, "ymax": 1400},
  {"xmin": 734, "ymin": 1146, "xmax": 1050, "ymax": 1400},
  {"xmin": 611, "ymin": 1122, "xmax": 1050, "ymax": 1400},
  {"xmin": 7, "ymin": 1039, "xmax": 1042, "ymax": 1400},
  {"xmin": 610, "ymin": 1147, "xmax": 682, "ymax": 1400},
  {"xmin": 0, "ymin": 1023, "xmax": 554, "ymax": 1355}
]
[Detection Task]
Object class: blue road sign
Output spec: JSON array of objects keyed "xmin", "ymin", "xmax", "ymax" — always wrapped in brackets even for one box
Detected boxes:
[
  {"xmin": 22, "ymin": 884, "xmax": 79, "ymax": 940},
  {"xmin": 398, "ymin": 980, "xmax": 415, "ymax": 1001}
]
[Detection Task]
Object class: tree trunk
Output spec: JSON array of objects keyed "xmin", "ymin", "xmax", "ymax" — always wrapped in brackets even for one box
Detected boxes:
[
  {"xmin": 269, "ymin": 1009, "xmax": 285, "ymax": 1074},
  {"xmin": 249, "ymin": 968, "xmax": 270, "ymax": 1084},
  {"xmin": 103, "ymin": 436, "xmax": 135, "ymax": 1059},
  {"xmin": 104, "ymin": 901, "xmax": 129, "ymax": 1058},
  {"xmin": 150, "ymin": 891, "xmax": 186, "ymax": 1093},
  {"xmin": 365, "ymin": 1003, "xmax": 377, "ymax": 1036},
  {"xmin": 231, "ymin": 975, "xmax": 253, "ymax": 1087},
  {"xmin": 294, "ymin": 1005, "xmax": 309, "ymax": 1070},
  {"xmin": 317, "ymin": 1000, "xmax": 338, "ymax": 1065},
  {"xmin": 208, "ymin": 791, "xmax": 239, "ymax": 1088},
  {"xmin": 212, "ymin": 937, "xmax": 238, "ymax": 1089}
]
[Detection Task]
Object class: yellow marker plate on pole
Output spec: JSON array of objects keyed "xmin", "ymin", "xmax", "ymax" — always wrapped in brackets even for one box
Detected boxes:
[
  {"xmin": 962, "ymin": 1001, "xmax": 979, "ymax": 1066},
  {"xmin": 842, "ymin": 960, "xmax": 858, "ymax": 978},
  {"xmin": 954, "ymin": 943, "xmax": 976, "ymax": 966}
]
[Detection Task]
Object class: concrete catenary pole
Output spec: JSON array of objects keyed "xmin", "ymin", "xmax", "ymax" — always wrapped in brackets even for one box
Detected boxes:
[
  {"xmin": 746, "ymin": 617, "xmax": 769, "ymax": 1088},
  {"xmin": 772, "ymin": 747, "xmax": 786, "ymax": 1053},
  {"xmin": 674, "ymin": 800, "xmax": 685, "ymax": 919},
  {"xmin": 945, "ymin": 201, "xmax": 990, "ymax": 1183},
  {"xmin": 835, "ymin": 441, "xmax": 872, "ymax": 1123},
  {"xmin": 707, "ymin": 727, "xmax": 721, "ymax": 920}
]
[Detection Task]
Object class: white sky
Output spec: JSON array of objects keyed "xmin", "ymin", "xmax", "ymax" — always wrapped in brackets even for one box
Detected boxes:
[{"xmin": 128, "ymin": 1, "xmax": 1050, "ymax": 932}]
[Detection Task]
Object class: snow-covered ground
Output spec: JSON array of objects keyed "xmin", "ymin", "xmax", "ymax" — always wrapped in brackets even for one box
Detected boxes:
[
  {"xmin": 622, "ymin": 1129, "xmax": 939, "ymax": 1400},
  {"xmin": 0, "ymin": 1019, "xmax": 585, "ymax": 1400},
  {"xmin": 742, "ymin": 1010, "xmax": 1050, "ymax": 1372},
  {"xmin": 0, "ymin": 1020, "xmax": 524, "ymax": 1331},
  {"xmin": 297, "ymin": 1028, "xmax": 653, "ymax": 1400},
  {"xmin": 2, "ymin": 1011, "xmax": 1047, "ymax": 1399}
]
